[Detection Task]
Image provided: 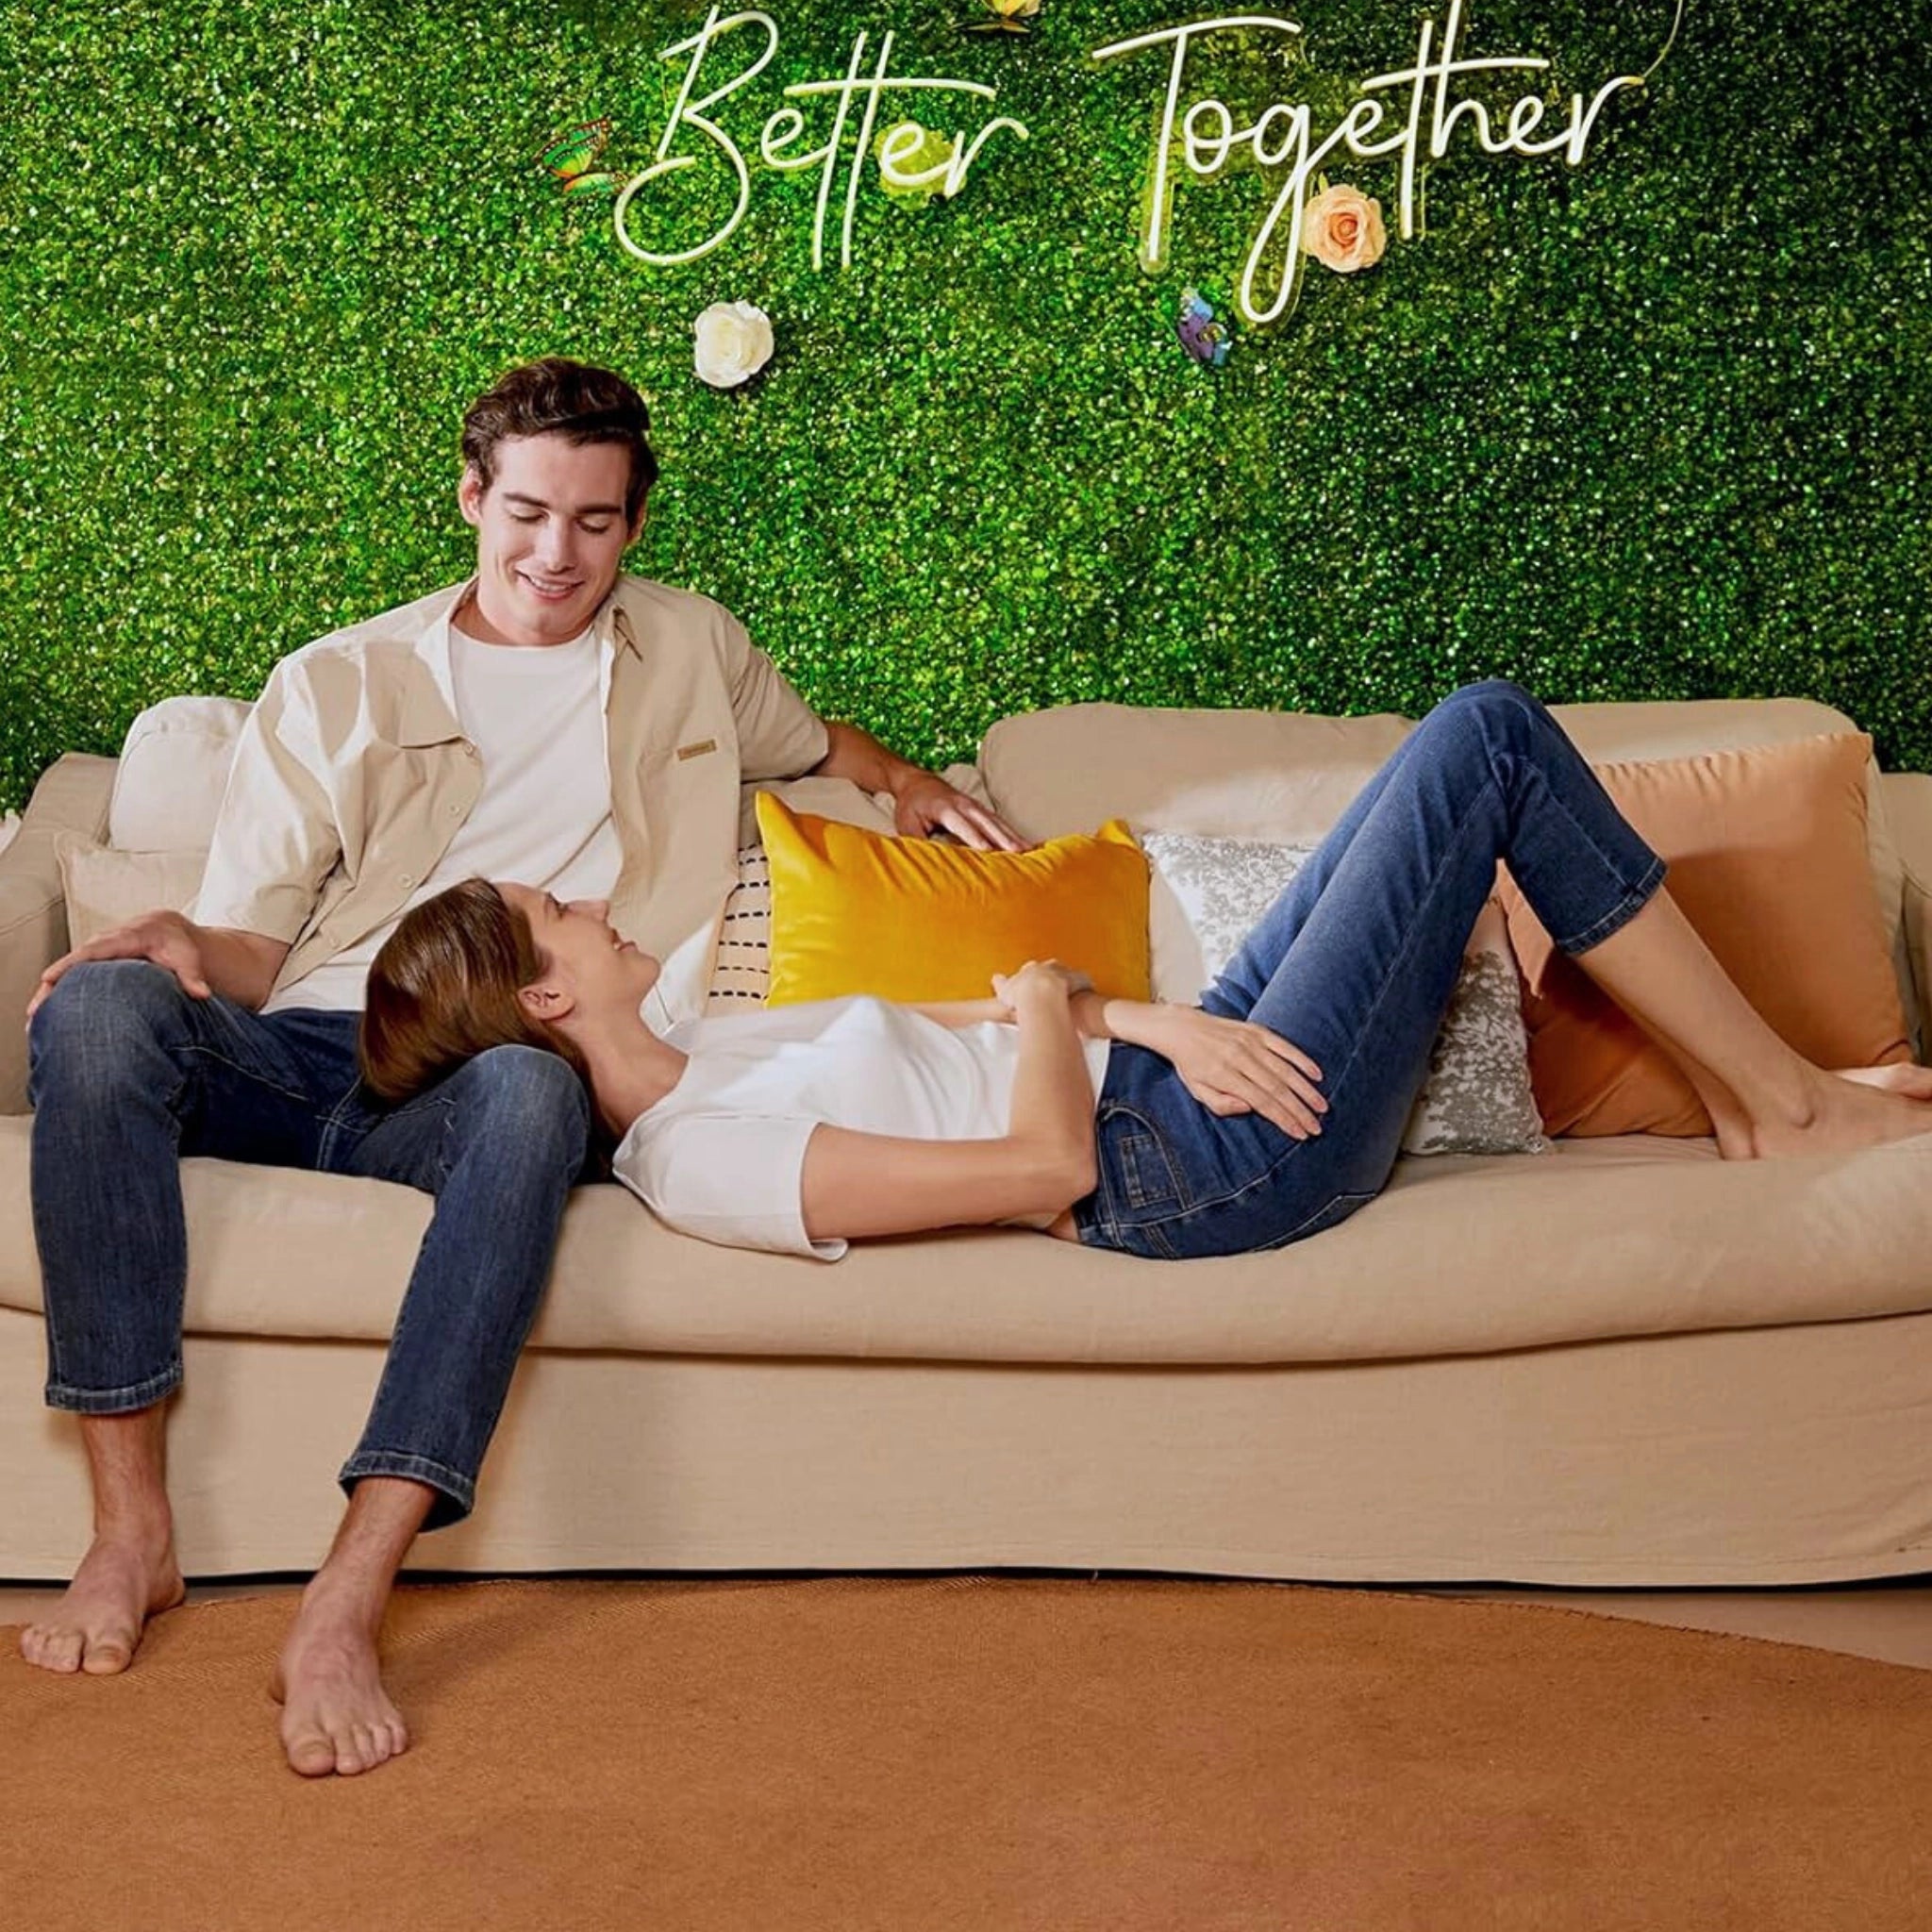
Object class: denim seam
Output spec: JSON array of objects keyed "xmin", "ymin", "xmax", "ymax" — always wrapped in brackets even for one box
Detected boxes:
[
  {"xmin": 1507, "ymin": 759, "xmax": 1666, "ymax": 951},
  {"xmin": 44, "ymin": 1357, "xmax": 184, "ymax": 1414},
  {"xmin": 177, "ymin": 1041, "xmax": 319, "ymax": 1111},
  {"xmin": 1554, "ymin": 852, "xmax": 1668, "ymax": 953},
  {"xmin": 338, "ymin": 1448, "xmax": 476, "ymax": 1516}
]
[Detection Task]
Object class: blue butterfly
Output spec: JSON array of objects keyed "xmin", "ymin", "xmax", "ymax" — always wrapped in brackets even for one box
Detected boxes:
[{"xmin": 1176, "ymin": 288, "xmax": 1232, "ymax": 367}]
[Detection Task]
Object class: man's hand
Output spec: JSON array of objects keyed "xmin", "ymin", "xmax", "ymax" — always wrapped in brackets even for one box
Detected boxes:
[
  {"xmin": 891, "ymin": 768, "xmax": 1026, "ymax": 852},
  {"xmin": 25, "ymin": 909, "xmax": 215, "ymax": 1025},
  {"xmin": 1142, "ymin": 1005, "xmax": 1327, "ymax": 1141},
  {"xmin": 812, "ymin": 719, "xmax": 1028, "ymax": 852}
]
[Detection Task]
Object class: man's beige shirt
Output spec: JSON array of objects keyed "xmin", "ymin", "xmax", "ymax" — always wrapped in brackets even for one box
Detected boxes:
[{"xmin": 195, "ymin": 575, "xmax": 828, "ymax": 1019}]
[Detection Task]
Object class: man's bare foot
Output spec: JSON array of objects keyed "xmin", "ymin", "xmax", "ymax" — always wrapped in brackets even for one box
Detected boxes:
[
  {"xmin": 19, "ymin": 1529, "xmax": 185, "ymax": 1675},
  {"xmin": 272, "ymin": 1580, "xmax": 408, "ymax": 1777},
  {"xmin": 1729, "ymin": 1063, "xmax": 1932, "ymax": 1160}
]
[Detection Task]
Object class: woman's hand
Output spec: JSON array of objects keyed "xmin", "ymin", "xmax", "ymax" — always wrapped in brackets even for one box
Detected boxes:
[
  {"xmin": 1141, "ymin": 1004, "xmax": 1327, "ymax": 1141},
  {"xmin": 990, "ymin": 960, "xmax": 1093, "ymax": 1014}
]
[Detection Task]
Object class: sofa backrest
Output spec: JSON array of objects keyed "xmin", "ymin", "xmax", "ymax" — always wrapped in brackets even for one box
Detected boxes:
[{"xmin": 980, "ymin": 693, "xmax": 1920, "ymax": 1056}]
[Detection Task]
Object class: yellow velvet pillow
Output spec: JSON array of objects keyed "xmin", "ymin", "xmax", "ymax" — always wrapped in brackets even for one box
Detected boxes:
[{"xmin": 757, "ymin": 793, "xmax": 1151, "ymax": 1006}]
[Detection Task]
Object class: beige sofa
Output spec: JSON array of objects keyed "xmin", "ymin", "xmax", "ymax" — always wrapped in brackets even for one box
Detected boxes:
[{"xmin": 5, "ymin": 694, "xmax": 1932, "ymax": 1588}]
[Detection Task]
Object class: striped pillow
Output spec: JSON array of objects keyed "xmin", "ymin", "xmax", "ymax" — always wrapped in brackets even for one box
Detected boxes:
[{"xmin": 705, "ymin": 845, "xmax": 773, "ymax": 1010}]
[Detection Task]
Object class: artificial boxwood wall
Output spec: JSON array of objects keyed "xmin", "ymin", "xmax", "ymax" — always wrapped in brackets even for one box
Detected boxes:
[{"xmin": 2, "ymin": 0, "xmax": 1927, "ymax": 811}]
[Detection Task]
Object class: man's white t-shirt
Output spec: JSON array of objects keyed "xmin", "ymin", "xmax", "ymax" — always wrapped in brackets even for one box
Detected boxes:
[
  {"xmin": 267, "ymin": 626, "xmax": 621, "ymax": 1012},
  {"xmin": 611, "ymin": 997, "xmax": 1112, "ymax": 1260}
]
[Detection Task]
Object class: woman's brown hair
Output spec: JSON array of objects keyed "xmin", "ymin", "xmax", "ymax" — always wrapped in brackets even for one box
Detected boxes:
[{"xmin": 360, "ymin": 878, "xmax": 592, "ymax": 1104}]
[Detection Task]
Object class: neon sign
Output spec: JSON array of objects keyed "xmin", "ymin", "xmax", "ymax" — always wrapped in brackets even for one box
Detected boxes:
[
  {"xmin": 612, "ymin": 8, "xmax": 1030, "ymax": 272},
  {"xmin": 1092, "ymin": 0, "xmax": 1681, "ymax": 324},
  {"xmin": 592, "ymin": 3, "xmax": 1680, "ymax": 330}
]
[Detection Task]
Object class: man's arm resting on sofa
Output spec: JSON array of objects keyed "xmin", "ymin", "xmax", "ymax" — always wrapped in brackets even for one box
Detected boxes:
[
  {"xmin": 26, "ymin": 913, "xmax": 291, "ymax": 1022},
  {"xmin": 811, "ymin": 720, "xmax": 1025, "ymax": 851}
]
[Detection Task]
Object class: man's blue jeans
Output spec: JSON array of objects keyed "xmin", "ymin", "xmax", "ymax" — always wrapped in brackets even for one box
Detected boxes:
[
  {"xmin": 1074, "ymin": 681, "xmax": 1667, "ymax": 1259},
  {"xmin": 27, "ymin": 971, "xmax": 591, "ymax": 1526}
]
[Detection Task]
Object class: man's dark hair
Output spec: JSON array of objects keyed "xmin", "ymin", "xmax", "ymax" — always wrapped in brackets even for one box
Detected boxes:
[{"xmin": 460, "ymin": 358, "xmax": 658, "ymax": 525}]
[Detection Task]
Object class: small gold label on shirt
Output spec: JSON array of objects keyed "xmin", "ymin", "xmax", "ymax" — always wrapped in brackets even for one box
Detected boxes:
[{"xmin": 675, "ymin": 738, "xmax": 718, "ymax": 761}]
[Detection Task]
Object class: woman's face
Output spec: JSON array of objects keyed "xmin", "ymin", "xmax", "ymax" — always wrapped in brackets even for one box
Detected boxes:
[{"xmin": 498, "ymin": 883, "xmax": 661, "ymax": 1010}]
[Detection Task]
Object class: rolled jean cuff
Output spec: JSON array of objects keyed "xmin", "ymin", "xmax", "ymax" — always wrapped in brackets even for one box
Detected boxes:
[
  {"xmin": 44, "ymin": 1357, "xmax": 183, "ymax": 1415},
  {"xmin": 338, "ymin": 1448, "xmax": 476, "ymax": 1530},
  {"xmin": 1553, "ymin": 853, "xmax": 1668, "ymax": 956}
]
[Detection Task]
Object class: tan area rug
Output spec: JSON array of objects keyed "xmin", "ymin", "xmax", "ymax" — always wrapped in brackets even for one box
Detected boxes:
[{"xmin": 5, "ymin": 1575, "xmax": 1932, "ymax": 1932}]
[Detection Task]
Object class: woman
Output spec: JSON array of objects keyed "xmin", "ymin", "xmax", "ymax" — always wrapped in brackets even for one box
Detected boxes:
[{"xmin": 360, "ymin": 683, "xmax": 1932, "ymax": 1261}]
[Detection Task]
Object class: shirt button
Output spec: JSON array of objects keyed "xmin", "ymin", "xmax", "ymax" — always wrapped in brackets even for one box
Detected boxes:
[{"xmin": 400, "ymin": 874, "xmax": 416, "ymax": 887}]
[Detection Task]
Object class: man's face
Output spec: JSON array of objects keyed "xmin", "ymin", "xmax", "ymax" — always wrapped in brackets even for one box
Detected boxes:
[{"xmin": 458, "ymin": 434, "xmax": 641, "ymax": 645}]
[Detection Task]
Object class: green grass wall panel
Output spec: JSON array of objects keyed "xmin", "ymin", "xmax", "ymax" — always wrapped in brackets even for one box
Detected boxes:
[{"xmin": 1, "ymin": 0, "xmax": 1926, "ymax": 809}]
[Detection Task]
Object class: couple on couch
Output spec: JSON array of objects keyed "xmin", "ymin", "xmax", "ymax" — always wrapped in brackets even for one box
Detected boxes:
[{"xmin": 22, "ymin": 358, "xmax": 1932, "ymax": 1778}]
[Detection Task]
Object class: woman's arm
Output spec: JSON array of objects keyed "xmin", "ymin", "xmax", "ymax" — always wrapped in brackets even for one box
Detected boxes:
[
  {"xmin": 799, "ymin": 963, "xmax": 1098, "ymax": 1241},
  {"xmin": 901, "ymin": 996, "xmax": 1011, "ymax": 1029},
  {"xmin": 1070, "ymin": 991, "xmax": 1327, "ymax": 1140}
]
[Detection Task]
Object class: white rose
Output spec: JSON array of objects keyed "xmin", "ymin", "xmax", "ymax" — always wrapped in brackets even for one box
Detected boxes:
[{"xmin": 692, "ymin": 301, "xmax": 774, "ymax": 389}]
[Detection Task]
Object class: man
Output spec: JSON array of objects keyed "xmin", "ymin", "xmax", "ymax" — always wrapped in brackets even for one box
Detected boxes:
[{"xmin": 19, "ymin": 358, "xmax": 1018, "ymax": 1776}]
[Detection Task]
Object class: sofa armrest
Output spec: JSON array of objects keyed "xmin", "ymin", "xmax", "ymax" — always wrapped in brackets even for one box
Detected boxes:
[
  {"xmin": 0, "ymin": 754, "xmax": 116, "ymax": 1113},
  {"xmin": 1881, "ymin": 772, "xmax": 1932, "ymax": 1063}
]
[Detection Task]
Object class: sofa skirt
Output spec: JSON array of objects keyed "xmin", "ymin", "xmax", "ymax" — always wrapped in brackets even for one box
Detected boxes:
[{"xmin": 5, "ymin": 1303, "xmax": 1929, "ymax": 1587}]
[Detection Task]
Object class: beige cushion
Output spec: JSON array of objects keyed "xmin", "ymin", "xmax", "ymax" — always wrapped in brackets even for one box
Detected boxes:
[
  {"xmin": 110, "ymin": 697, "xmax": 253, "ymax": 851},
  {"xmin": 1885, "ymin": 773, "xmax": 1932, "ymax": 1056},
  {"xmin": 4, "ymin": 1115, "xmax": 1932, "ymax": 1365},
  {"xmin": 55, "ymin": 837, "xmax": 206, "ymax": 948},
  {"xmin": 981, "ymin": 703, "xmax": 1409, "ymax": 846}
]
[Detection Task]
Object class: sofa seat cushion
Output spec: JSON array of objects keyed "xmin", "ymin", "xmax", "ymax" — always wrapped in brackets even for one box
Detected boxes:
[{"xmin": 6, "ymin": 1115, "xmax": 1932, "ymax": 1366}]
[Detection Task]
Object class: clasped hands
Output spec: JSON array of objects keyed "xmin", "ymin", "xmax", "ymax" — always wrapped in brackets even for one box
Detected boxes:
[{"xmin": 990, "ymin": 960, "xmax": 1327, "ymax": 1142}]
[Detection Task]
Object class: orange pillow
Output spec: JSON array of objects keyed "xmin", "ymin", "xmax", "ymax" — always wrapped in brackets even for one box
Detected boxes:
[
  {"xmin": 1497, "ymin": 733, "xmax": 1910, "ymax": 1138},
  {"xmin": 757, "ymin": 793, "xmax": 1151, "ymax": 1006}
]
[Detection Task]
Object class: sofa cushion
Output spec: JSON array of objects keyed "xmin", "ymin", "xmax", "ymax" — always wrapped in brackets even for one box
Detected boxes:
[
  {"xmin": 980, "ymin": 703, "xmax": 1410, "ymax": 848},
  {"xmin": 56, "ymin": 838, "xmax": 207, "ymax": 948},
  {"xmin": 109, "ymin": 696, "xmax": 253, "ymax": 852},
  {"xmin": 5, "ymin": 1115, "xmax": 1932, "ymax": 1365},
  {"xmin": 1139, "ymin": 831, "xmax": 1546, "ymax": 1158},
  {"xmin": 758, "ymin": 795, "xmax": 1152, "ymax": 1005},
  {"xmin": 705, "ymin": 846, "xmax": 773, "ymax": 1013},
  {"xmin": 1501, "ymin": 733, "xmax": 1912, "ymax": 1137}
]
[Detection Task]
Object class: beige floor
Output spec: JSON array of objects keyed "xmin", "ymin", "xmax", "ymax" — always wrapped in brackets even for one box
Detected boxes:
[{"xmin": 4, "ymin": 1574, "xmax": 1930, "ymax": 1669}]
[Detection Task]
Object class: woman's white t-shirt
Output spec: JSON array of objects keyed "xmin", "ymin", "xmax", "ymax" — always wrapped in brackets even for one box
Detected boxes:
[{"xmin": 610, "ymin": 997, "xmax": 1112, "ymax": 1260}]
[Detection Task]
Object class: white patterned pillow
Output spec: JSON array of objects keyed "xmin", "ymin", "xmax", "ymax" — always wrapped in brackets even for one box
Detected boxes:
[
  {"xmin": 1141, "ymin": 831, "xmax": 1548, "ymax": 1158},
  {"xmin": 706, "ymin": 845, "xmax": 773, "ymax": 1012}
]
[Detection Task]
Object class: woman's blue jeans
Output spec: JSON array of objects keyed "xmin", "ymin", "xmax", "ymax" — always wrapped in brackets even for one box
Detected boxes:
[
  {"xmin": 1074, "ymin": 681, "xmax": 1666, "ymax": 1259},
  {"xmin": 27, "ymin": 971, "xmax": 591, "ymax": 1527}
]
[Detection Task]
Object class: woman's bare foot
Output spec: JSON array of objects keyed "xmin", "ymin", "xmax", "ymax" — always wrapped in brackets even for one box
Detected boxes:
[
  {"xmin": 1834, "ymin": 1061, "xmax": 1932, "ymax": 1102},
  {"xmin": 19, "ymin": 1528, "xmax": 185, "ymax": 1675},
  {"xmin": 272, "ymin": 1578, "xmax": 408, "ymax": 1777},
  {"xmin": 1727, "ymin": 1063, "xmax": 1932, "ymax": 1160}
]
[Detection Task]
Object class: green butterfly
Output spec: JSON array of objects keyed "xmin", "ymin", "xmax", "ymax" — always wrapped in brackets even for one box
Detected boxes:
[{"xmin": 539, "ymin": 120, "xmax": 619, "ymax": 198}]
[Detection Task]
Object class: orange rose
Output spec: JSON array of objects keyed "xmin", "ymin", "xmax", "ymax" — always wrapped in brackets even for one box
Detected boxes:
[{"xmin": 1300, "ymin": 184, "xmax": 1389, "ymax": 274}]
